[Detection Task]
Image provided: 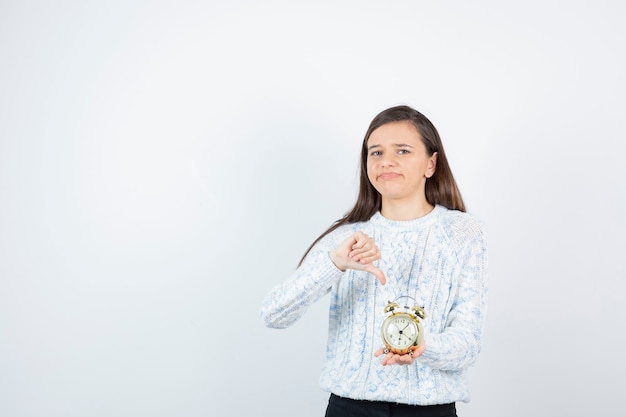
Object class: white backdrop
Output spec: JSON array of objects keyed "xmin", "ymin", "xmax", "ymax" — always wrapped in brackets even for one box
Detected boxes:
[{"xmin": 1, "ymin": 1, "xmax": 624, "ymax": 416}]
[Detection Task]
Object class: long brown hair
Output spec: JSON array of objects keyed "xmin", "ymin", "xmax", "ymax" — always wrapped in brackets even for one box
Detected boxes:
[{"xmin": 298, "ymin": 105, "xmax": 465, "ymax": 266}]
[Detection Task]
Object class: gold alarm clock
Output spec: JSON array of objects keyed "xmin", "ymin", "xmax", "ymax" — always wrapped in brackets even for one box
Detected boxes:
[{"xmin": 381, "ymin": 301, "xmax": 426, "ymax": 355}]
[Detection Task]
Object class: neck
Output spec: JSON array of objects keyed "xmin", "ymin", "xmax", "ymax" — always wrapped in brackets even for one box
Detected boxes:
[{"xmin": 380, "ymin": 198, "xmax": 434, "ymax": 221}]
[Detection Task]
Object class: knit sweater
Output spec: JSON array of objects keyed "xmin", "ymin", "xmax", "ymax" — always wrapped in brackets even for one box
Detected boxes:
[{"xmin": 260, "ymin": 205, "xmax": 488, "ymax": 405}]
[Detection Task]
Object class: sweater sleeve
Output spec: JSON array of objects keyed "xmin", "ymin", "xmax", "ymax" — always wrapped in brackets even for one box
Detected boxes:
[
  {"xmin": 417, "ymin": 225, "xmax": 488, "ymax": 371},
  {"xmin": 259, "ymin": 233, "xmax": 345, "ymax": 329}
]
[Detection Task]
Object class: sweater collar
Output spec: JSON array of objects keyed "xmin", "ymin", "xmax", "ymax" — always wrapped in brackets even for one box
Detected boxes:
[{"xmin": 370, "ymin": 204, "xmax": 446, "ymax": 231}]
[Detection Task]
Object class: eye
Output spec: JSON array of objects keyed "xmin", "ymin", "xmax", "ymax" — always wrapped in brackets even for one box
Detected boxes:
[
  {"xmin": 370, "ymin": 150, "xmax": 382, "ymax": 157},
  {"xmin": 398, "ymin": 149, "xmax": 410, "ymax": 155}
]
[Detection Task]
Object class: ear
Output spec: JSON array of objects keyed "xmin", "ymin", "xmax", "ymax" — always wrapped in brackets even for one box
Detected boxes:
[{"xmin": 425, "ymin": 152, "xmax": 438, "ymax": 178}]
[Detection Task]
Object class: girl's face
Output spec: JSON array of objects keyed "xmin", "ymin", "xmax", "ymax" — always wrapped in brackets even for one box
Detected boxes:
[{"xmin": 366, "ymin": 121, "xmax": 437, "ymax": 205}]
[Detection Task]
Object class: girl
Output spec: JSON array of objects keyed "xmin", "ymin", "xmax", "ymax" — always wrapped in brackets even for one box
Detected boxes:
[{"xmin": 261, "ymin": 105, "xmax": 488, "ymax": 417}]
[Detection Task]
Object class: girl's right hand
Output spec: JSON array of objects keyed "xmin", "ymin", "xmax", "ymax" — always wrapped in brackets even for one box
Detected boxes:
[{"xmin": 329, "ymin": 231, "xmax": 386, "ymax": 285}]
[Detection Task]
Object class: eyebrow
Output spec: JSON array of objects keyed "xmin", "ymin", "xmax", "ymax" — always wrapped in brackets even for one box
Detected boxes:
[{"xmin": 367, "ymin": 143, "xmax": 415, "ymax": 150}]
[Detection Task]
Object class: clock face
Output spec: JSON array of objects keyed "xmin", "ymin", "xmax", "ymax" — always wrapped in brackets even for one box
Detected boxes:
[{"xmin": 382, "ymin": 314, "xmax": 419, "ymax": 349}]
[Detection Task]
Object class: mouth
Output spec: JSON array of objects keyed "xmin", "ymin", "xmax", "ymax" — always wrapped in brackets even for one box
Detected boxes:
[{"xmin": 378, "ymin": 172, "xmax": 402, "ymax": 180}]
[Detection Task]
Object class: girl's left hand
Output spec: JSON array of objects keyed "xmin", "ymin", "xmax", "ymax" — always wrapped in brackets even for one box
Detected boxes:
[{"xmin": 374, "ymin": 343, "xmax": 426, "ymax": 366}]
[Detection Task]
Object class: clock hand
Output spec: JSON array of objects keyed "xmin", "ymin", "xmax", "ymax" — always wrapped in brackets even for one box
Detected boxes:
[{"xmin": 399, "ymin": 333, "xmax": 413, "ymax": 341}]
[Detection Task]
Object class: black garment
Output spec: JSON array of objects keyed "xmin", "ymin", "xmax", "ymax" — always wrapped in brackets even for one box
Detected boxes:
[{"xmin": 324, "ymin": 394, "xmax": 457, "ymax": 417}]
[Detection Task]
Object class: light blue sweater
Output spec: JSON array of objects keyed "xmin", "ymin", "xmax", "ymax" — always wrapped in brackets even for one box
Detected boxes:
[{"xmin": 260, "ymin": 205, "xmax": 488, "ymax": 405}]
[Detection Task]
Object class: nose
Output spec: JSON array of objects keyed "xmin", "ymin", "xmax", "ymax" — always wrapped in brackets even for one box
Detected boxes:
[{"xmin": 380, "ymin": 153, "xmax": 396, "ymax": 167}]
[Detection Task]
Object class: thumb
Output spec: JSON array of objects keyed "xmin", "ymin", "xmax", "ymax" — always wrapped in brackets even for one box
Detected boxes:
[{"xmin": 363, "ymin": 265, "xmax": 386, "ymax": 286}]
